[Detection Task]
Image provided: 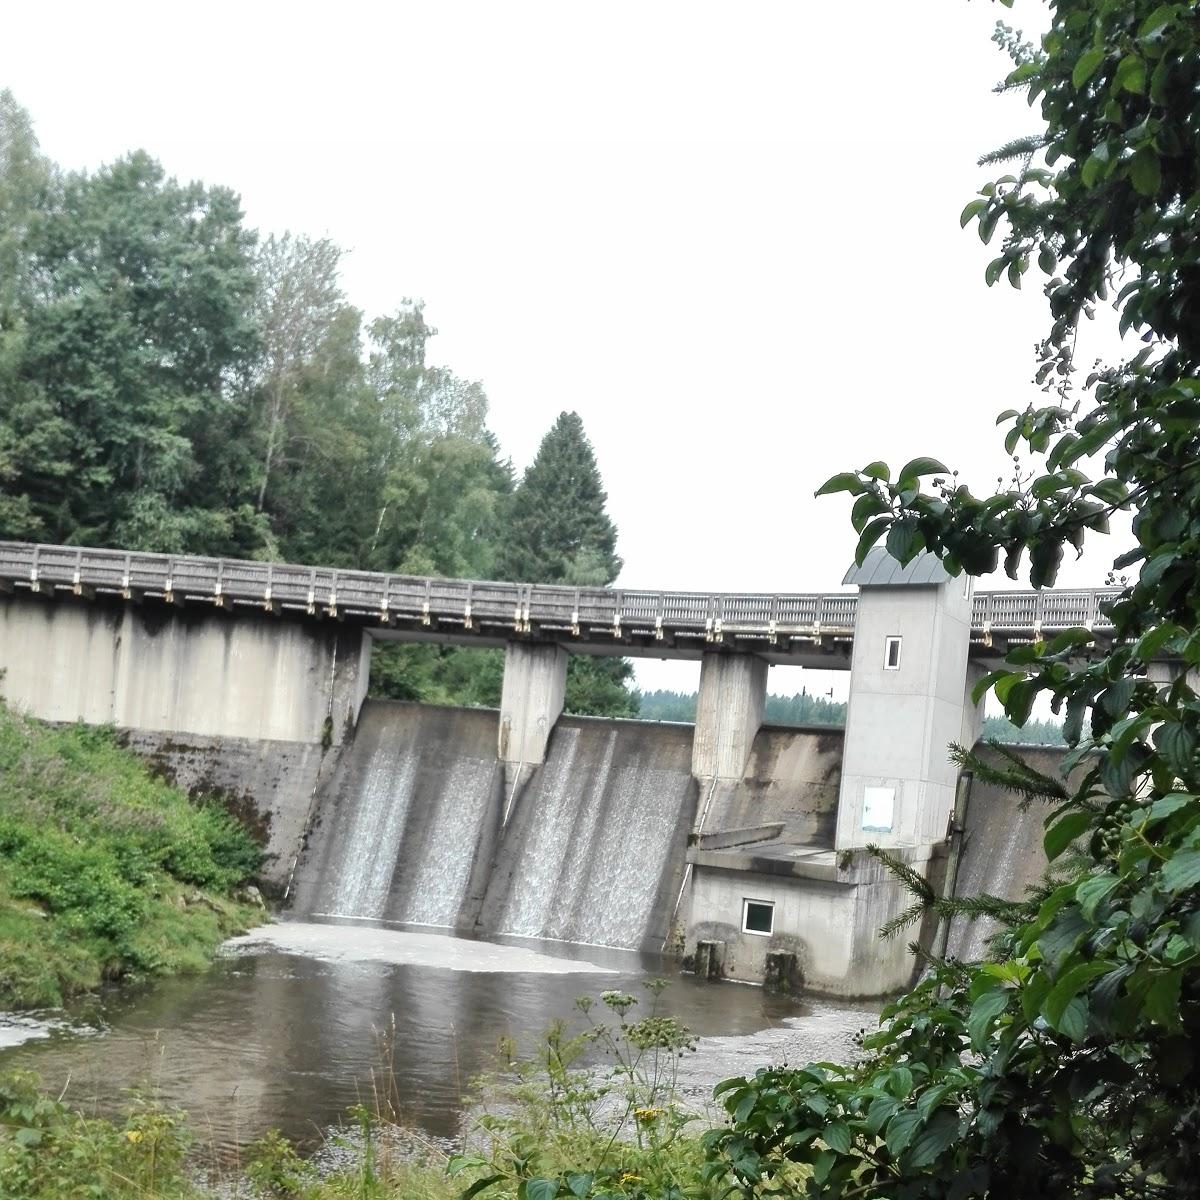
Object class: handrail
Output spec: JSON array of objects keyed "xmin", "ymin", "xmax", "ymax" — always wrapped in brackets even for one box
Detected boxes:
[{"xmin": 0, "ymin": 540, "xmax": 1120, "ymax": 639}]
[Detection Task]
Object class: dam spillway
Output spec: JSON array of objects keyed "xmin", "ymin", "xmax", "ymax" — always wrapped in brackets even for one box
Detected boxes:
[
  {"xmin": 290, "ymin": 704, "xmax": 502, "ymax": 931},
  {"xmin": 288, "ymin": 701, "xmax": 848, "ymax": 954},
  {"xmin": 289, "ymin": 703, "xmax": 704, "ymax": 950}
]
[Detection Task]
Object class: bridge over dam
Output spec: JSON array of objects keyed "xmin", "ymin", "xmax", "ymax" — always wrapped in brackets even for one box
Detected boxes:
[{"xmin": 0, "ymin": 539, "xmax": 1127, "ymax": 995}]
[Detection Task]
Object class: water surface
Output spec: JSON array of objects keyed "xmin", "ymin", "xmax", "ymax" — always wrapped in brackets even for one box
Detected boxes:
[{"xmin": 0, "ymin": 920, "xmax": 876, "ymax": 1151}]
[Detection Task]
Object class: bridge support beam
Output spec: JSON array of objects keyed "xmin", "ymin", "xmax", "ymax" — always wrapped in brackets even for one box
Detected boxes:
[
  {"xmin": 692, "ymin": 652, "xmax": 768, "ymax": 782},
  {"xmin": 835, "ymin": 571, "xmax": 978, "ymax": 851},
  {"xmin": 498, "ymin": 642, "xmax": 567, "ymax": 795}
]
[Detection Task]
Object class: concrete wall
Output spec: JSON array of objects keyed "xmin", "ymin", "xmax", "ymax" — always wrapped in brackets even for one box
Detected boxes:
[
  {"xmin": 686, "ymin": 847, "xmax": 931, "ymax": 996},
  {"xmin": 944, "ymin": 743, "xmax": 1074, "ymax": 960},
  {"xmin": 700, "ymin": 724, "xmax": 843, "ymax": 844},
  {"xmin": 835, "ymin": 578, "xmax": 978, "ymax": 850},
  {"xmin": 121, "ymin": 729, "xmax": 333, "ymax": 891},
  {"xmin": 0, "ymin": 593, "xmax": 370, "ymax": 746}
]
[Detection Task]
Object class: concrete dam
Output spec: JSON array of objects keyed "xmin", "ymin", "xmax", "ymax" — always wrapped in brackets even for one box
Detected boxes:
[{"xmin": 0, "ymin": 539, "xmax": 1130, "ymax": 995}]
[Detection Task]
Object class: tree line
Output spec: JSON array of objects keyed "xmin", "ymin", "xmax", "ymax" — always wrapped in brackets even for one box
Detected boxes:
[
  {"xmin": 0, "ymin": 91, "xmax": 634, "ymax": 715},
  {"xmin": 637, "ymin": 687, "xmax": 1063, "ymax": 743}
]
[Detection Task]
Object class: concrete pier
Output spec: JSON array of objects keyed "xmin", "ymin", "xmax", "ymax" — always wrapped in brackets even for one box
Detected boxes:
[
  {"xmin": 497, "ymin": 641, "xmax": 567, "ymax": 796},
  {"xmin": 692, "ymin": 652, "xmax": 768, "ymax": 781}
]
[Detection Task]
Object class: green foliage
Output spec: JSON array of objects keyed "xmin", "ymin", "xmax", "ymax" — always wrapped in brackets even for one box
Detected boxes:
[
  {"xmin": 0, "ymin": 702, "xmax": 262, "ymax": 1008},
  {"xmin": 0, "ymin": 1069, "xmax": 194, "ymax": 1200},
  {"xmin": 450, "ymin": 982, "xmax": 722, "ymax": 1200},
  {"xmin": 0, "ymin": 94, "xmax": 636, "ymax": 717},
  {"xmin": 716, "ymin": 2, "xmax": 1200, "ymax": 1196},
  {"xmin": 565, "ymin": 658, "xmax": 639, "ymax": 719},
  {"xmin": 9, "ymin": 148, "xmax": 262, "ymax": 554},
  {"xmin": 497, "ymin": 412, "xmax": 621, "ymax": 587},
  {"xmin": 640, "ymin": 688, "xmax": 846, "ymax": 728}
]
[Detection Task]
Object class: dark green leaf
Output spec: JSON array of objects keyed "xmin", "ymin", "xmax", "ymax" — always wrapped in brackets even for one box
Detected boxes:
[
  {"xmin": 1139, "ymin": 4, "xmax": 1179, "ymax": 40},
  {"xmin": 1072, "ymin": 47, "xmax": 1105, "ymax": 89},
  {"xmin": 822, "ymin": 1120, "xmax": 852, "ymax": 1154},
  {"xmin": 907, "ymin": 1109, "xmax": 960, "ymax": 1169},
  {"xmin": 1038, "ymin": 907, "xmax": 1090, "ymax": 966},
  {"xmin": 1154, "ymin": 722, "xmax": 1196, "ymax": 777},
  {"xmin": 851, "ymin": 491, "xmax": 891, "ymax": 532},
  {"xmin": 866, "ymin": 1095, "xmax": 899, "ymax": 1133},
  {"xmin": 855, "ymin": 516, "xmax": 891, "ymax": 565},
  {"xmin": 885, "ymin": 1107, "xmax": 922, "ymax": 1157},
  {"xmin": 1162, "ymin": 850, "xmax": 1200, "ymax": 893},
  {"xmin": 897, "ymin": 457, "xmax": 950, "ymax": 483},
  {"xmin": 816, "ymin": 472, "xmax": 866, "ymax": 498},
  {"xmin": 1143, "ymin": 970, "xmax": 1182, "ymax": 1028},
  {"xmin": 968, "ymin": 989, "xmax": 1009, "ymax": 1048},
  {"xmin": 1114, "ymin": 53, "xmax": 1147, "ymax": 94},
  {"xmin": 1044, "ymin": 961, "xmax": 1111, "ymax": 1029},
  {"xmin": 461, "ymin": 1177, "xmax": 506, "ymax": 1200},
  {"xmin": 1076, "ymin": 873, "xmax": 1120, "ymax": 920},
  {"xmin": 1130, "ymin": 147, "xmax": 1162, "ymax": 196},
  {"xmin": 886, "ymin": 520, "xmax": 923, "ymax": 564},
  {"xmin": 960, "ymin": 199, "xmax": 987, "ymax": 227},
  {"xmin": 566, "ymin": 1172, "xmax": 594, "ymax": 1198},
  {"xmin": 1058, "ymin": 995, "xmax": 1089, "ymax": 1043}
]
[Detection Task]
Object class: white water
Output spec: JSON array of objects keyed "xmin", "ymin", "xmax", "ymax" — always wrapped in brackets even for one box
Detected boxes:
[
  {"xmin": 326, "ymin": 755, "xmax": 416, "ymax": 920},
  {"xmin": 500, "ymin": 726, "xmax": 586, "ymax": 938},
  {"xmin": 402, "ymin": 756, "xmax": 495, "ymax": 927},
  {"xmin": 297, "ymin": 704, "xmax": 695, "ymax": 950},
  {"xmin": 224, "ymin": 922, "xmax": 616, "ymax": 974}
]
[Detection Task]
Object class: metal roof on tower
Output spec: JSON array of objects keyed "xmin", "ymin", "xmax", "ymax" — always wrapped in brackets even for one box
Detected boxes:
[{"xmin": 842, "ymin": 547, "xmax": 952, "ymax": 588}]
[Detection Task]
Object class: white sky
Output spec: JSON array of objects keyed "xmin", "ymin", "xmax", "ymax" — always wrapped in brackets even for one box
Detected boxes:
[{"xmin": 0, "ymin": 1, "xmax": 1128, "ymax": 697}]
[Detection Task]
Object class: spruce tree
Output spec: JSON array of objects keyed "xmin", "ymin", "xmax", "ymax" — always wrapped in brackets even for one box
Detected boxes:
[
  {"xmin": 499, "ymin": 412, "xmax": 635, "ymax": 717},
  {"xmin": 497, "ymin": 411, "xmax": 621, "ymax": 585}
]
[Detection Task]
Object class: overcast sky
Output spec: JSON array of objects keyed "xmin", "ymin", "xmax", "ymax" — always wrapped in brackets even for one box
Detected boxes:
[{"xmin": 1, "ymin": 1, "xmax": 1125, "ymax": 695}]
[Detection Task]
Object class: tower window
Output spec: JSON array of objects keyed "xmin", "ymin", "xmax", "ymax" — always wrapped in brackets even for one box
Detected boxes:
[
  {"xmin": 884, "ymin": 636, "xmax": 902, "ymax": 670},
  {"xmin": 742, "ymin": 899, "xmax": 775, "ymax": 936}
]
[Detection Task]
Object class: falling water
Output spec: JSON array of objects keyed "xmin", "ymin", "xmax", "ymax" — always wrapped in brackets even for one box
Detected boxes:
[
  {"xmin": 326, "ymin": 755, "xmax": 416, "ymax": 919},
  {"xmin": 293, "ymin": 704, "xmax": 698, "ymax": 951},
  {"xmin": 486, "ymin": 717, "xmax": 697, "ymax": 949},
  {"xmin": 290, "ymin": 702, "xmax": 500, "ymax": 929}
]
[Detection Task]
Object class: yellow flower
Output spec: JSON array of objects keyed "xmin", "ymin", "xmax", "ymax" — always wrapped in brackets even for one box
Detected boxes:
[
  {"xmin": 620, "ymin": 1171, "xmax": 643, "ymax": 1183},
  {"xmin": 124, "ymin": 1129, "xmax": 143, "ymax": 1143},
  {"xmin": 633, "ymin": 1106, "xmax": 664, "ymax": 1123}
]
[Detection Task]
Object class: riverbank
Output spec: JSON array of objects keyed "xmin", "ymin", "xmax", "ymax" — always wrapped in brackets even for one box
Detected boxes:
[{"xmin": 0, "ymin": 702, "xmax": 265, "ymax": 1009}]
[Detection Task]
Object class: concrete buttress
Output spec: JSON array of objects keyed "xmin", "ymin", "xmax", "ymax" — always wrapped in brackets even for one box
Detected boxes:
[
  {"xmin": 692, "ymin": 652, "xmax": 768, "ymax": 782},
  {"xmin": 498, "ymin": 642, "xmax": 567, "ymax": 799}
]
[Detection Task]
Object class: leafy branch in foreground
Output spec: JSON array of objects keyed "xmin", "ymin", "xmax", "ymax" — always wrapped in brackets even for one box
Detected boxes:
[{"xmin": 708, "ymin": 3, "xmax": 1200, "ymax": 1197}]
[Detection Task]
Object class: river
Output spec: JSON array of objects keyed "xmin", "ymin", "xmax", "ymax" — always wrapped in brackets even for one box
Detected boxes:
[{"xmin": 0, "ymin": 918, "xmax": 878, "ymax": 1153}]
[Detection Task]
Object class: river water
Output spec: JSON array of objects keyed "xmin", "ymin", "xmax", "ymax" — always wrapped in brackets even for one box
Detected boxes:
[{"xmin": 0, "ymin": 919, "xmax": 877, "ymax": 1152}]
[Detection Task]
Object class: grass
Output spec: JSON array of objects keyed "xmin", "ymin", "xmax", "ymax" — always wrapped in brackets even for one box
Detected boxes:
[{"xmin": 0, "ymin": 700, "xmax": 264, "ymax": 1009}]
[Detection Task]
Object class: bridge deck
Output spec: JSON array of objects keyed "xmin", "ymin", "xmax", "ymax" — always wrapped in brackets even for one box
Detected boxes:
[{"xmin": 0, "ymin": 541, "xmax": 1119, "ymax": 664}]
